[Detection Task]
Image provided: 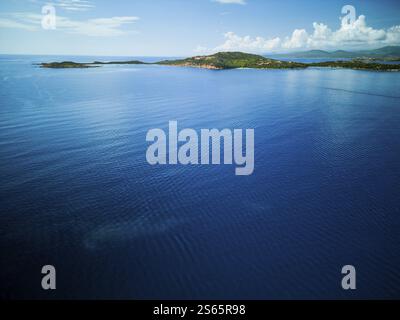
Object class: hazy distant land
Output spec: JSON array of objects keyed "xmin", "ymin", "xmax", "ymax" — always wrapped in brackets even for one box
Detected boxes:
[{"xmin": 270, "ymin": 45, "xmax": 400, "ymax": 60}]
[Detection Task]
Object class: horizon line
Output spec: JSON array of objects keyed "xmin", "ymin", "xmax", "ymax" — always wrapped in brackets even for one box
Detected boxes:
[{"xmin": 1, "ymin": 45, "xmax": 399, "ymax": 58}]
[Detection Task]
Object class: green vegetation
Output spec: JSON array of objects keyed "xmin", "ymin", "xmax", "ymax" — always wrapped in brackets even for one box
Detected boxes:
[
  {"xmin": 309, "ymin": 60, "xmax": 400, "ymax": 71},
  {"xmin": 39, "ymin": 51, "xmax": 400, "ymax": 71},
  {"xmin": 156, "ymin": 52, "xmax": 400, "ymax": 71},
  {"xmin": 39, "ymin": 61, "xmax": 98, "ymax": 69},
  {"xmin": 40, "ymin": 60, "xmax": 147, "ymax": 68},
  {"xmin": 157, "ymin": 52, "xmax": 307, "ymax": 69},
  {"xmin": 365, "ymin": 57, "xmax": 400, "ymax": 62}
]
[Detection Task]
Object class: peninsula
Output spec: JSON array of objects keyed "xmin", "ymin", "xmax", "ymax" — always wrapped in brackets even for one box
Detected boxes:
[{"xmin": 39, "ymin": 52, "xmax": 400, "ymax": 71}]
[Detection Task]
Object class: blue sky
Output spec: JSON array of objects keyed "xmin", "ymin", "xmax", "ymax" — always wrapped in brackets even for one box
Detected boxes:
[{"xmin": 0, "ymin": 0, "xmax": 399, "ymax": 56}]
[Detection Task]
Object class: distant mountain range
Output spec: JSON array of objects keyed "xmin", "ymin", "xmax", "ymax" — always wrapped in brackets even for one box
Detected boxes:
[{"xmin": 270, "ymin": 46, "xmax": 400, "ymax": 60}]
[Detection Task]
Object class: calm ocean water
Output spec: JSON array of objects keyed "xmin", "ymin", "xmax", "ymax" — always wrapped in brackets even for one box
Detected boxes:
[{"xmin": 0, "ymin": 55, "xmax": 399, "ymax": 299}]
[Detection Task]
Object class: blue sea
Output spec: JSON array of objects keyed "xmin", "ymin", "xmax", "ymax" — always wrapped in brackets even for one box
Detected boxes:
[{"xmin": 0, "ymin": 55, "xmax": 399, "ymax": 299}]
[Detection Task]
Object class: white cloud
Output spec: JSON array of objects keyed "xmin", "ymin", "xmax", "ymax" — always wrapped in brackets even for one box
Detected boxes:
[
  {"xmin": 214, "ymin": 0, "xmax": 246, "ymax": 5},
  {"xmin": 210, "ymin": 32, "xmax": 281, "ymax": 52},
  {"xmin": 62, "ymin": 16, "xmax": 140, "ymax": 36},
  {"xmin": 55, "ymin": 0, "xmax": 95, "ymax": 12},
  {"xmin": 198, "ymin": 15, "xmax": 400, "ymax": 54},
  {"xmin": 0, "ymin": 18, "xmax": 38, "ymax": 31},
  {"xmin": 283, "ymin": 29, "xmax": 309, "ymax": 49},
  {"xmin": 386, "ymin": 26, "xmax": 400, "ymax": 44},
  {"xmin": 29, "ymin": 0, "xmax": 95, "ymax": 12},
  {"xmin": 1, "ymin": 12, "xmax": 139, "ymax": 37}
]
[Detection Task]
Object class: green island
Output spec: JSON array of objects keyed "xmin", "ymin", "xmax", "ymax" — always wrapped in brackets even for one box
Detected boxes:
[
  {"xmin": 39, "ymin": 60, "xmax": 148, "ymax": 68},
  {"xmin": 39, "ymin": 51, "xmax": 400, "ymax": 71},
  {"xmin": 39, "ymin": 61, "xmax": 99, "ymax": 68},
  {"xmin": 157, "ymin": 52, "xmax": 306, "ymax": 69}
]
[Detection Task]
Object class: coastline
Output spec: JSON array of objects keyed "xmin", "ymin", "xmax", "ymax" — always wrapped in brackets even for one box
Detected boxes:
[{"xmin": 38, "ymin": 51, "xmax": 400, "ymax": 72}]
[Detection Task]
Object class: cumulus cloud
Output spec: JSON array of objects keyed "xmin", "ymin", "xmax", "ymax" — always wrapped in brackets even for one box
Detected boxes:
[
  {"xmin": 211, "ymin": 32, "xmax": 281, "ymax": 52},
  {"xmin": 197, "ymin": 15, "xmax": 400, "ymax": 54},
  {"xmin": 1, "ymin": 12, "xmax": 139, "ymax": 37}
]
